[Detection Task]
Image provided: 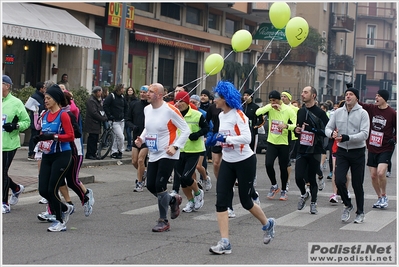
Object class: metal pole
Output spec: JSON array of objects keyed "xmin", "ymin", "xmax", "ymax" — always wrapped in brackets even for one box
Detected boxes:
[
  {"xmin": 351, "ymin": 2, "xmax": 358, "ymax": 84},
  {"xmin": 116, "ymin": 3, "xmax": 127, "ymax": 85}
]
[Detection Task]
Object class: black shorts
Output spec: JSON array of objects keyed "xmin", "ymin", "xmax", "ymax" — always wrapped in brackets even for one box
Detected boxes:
[
  {"xmin": 132, "ymin": 142, "xmax": 148, "ymax": 150},
  {"xmin": 212, "ymin": 145, "xmax": 222, "ymax": 154},
  {"xmin": 367, "ymin": 151, "xmax": 393, "ymax": 168}
]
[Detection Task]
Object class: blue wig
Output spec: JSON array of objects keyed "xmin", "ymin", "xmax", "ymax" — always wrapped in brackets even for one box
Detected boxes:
[{"xmin": 213, "ymin": 80, "xmax": 242, "ymax": 110}]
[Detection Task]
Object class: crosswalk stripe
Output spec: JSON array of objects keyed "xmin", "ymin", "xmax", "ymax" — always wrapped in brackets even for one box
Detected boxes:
[
  {"xmin": 122, "ymin": 204, "xmax": 159, "ymax": 215},
  {"xmin": 340, "ymin": 210, "xmax": 397, "ymax": 232},
  {"xmin": 276, "ymin": 207, "xmax": 337, "ymax": 227},
  {"xmin": 194, "ymin": 203, "xmax": 274, "ymax": 221}
]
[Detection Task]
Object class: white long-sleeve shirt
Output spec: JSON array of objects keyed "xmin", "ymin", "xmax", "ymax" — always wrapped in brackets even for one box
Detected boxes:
[
  {"xmin": 218, "ymin": 108, "xmax": 253, "ymax": 163},
  {"xmin": 140, "ymin": 102, "xmax": 190, "ymax": 162}
]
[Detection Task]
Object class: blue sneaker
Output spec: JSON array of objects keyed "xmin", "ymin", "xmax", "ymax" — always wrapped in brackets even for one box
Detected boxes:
[
  {"xmin": 209, "ymin": 240, "xmax": 232, "ymax": 254},
  {"xmin": 9, "ymin": 184, "xmax": 24, "ymax": 205},
  {"xmin": 263, "ymin": 218, "xmax": 276, "ymax": 244}
]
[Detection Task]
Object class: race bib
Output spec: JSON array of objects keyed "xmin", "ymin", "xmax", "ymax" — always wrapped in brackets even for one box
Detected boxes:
[
  {"xmin": 145, "ymin": 134, "xmax": 158, "ymax": 152},
  {"xmin": 38, "ymin": 140, "xmax": 54, "ymax": 154},
  {"xmin": 300, "ymin": 130, "xmax": 315, "ymax": 146},
  {"xmin": 270, "ymin": 120, "xmax": 283, "ymax": 135},
  {"xmin": 369, "ymin": 130, "xmax": 384, "ymax": 147},
  {"xmin": 2, "ymin": 115, "xmax": 6, "ymax": 131}
]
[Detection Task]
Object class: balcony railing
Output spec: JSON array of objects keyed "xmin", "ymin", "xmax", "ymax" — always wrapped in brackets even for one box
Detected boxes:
[
  {"xmin": 357, "ymin": 5, "xmax": 396, "ymax": 20},
  {"xmin": 356, "ymin": 37, "xmax": 396, "ymax": 52},
  {"xmin": 356, "ymin": 70, "xmax": 397, "ymax": 82},
  {"xmin": 264, "ymin": 47, "xmax": 316, "ymax": 65},
  {"xmin": 331, "ymin": 14, "xmax": 355, "ymax": 32}
]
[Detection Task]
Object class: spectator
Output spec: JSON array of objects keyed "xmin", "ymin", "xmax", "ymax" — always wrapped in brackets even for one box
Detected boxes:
[
  {"xmin": 124, "ymin": 86, "xmax": 137, "ymax": 151},
  {"xmin": 57, "ymin": 74, "xmax": 70, "ymax": 91}
]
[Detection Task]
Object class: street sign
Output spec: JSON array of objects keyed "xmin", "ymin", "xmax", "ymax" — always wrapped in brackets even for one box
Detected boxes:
[{"xmin": 253, "ymin": 23, "xmax": 287, "ymax": 41}]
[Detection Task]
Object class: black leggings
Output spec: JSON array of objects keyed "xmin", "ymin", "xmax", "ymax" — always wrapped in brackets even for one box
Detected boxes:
[
  {"xmin": 2, "ymin": 150, "xmax": 19, "ymax": 203},
  {"xmin": 147, "ymin": 158, "xmax": 176, "ymax": 196},
  {"xmin": 39, "ymin": 151, "xmax": 72, "ymax": 222},
  {"xmin": 216, "ymin": 154, "xmax": 257, "ymax": 212},
  {"xmin": 295, "ymin": 153, "xmax": 321, "ymax": 203},
  {"xmin": 265, "ymin": 142, "xmax": 290, "ymax": 191},
  {"xmin": 174, "ymin": 152, "xmax": 200, "ymax": 188},
  {"xmin": 60, "ymin": 154, "xmax": 86, "ymax": 205}
]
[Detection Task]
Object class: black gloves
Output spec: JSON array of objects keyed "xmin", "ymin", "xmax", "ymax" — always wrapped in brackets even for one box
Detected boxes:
[
  {"xmin": 2, "ymin": 115, "xmax": 19, "ymax": 133},
  {"xmin": 33, "ymin": 134, "xmax": 55, "ymax": 144},
  {"xmin": 340, "ymin": 134, "xmax": 349, "ymax": 142},
  {"xmin": 189, "ymin": 132, "xmax": 201, "ymax": 141},
  {"xmin": 388, "ymin": 139, "xmax": 396, "ymax": 146}
]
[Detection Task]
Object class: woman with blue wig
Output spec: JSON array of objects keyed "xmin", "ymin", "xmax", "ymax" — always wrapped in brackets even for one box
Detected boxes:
[{"xmin": 207, "ymin": 81, "xmax": 276, "ymax": 254}]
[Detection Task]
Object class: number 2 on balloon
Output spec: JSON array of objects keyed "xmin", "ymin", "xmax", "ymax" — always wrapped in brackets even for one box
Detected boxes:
[{"xmin": 295, "ymin": 28, "xmax": 303, "ymax": 40}]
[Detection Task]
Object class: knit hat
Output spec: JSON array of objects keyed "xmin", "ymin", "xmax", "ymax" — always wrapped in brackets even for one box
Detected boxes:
[
  {"xmin": 243, "ymin": 89, "xmax": 254, "ymax": 97},
  {"xmin": 175, "ymin": 91, "xmax": 190, "ymax": 104},
  {"xmin": 345, "ymin": 87, "xmax": 359, "ymax": 100},
  {"xmin": 190, "ymin": 94, "xmax": 200, "ymax": 102},
  {"xmin": 377, "ymin": 89, "xmax": 389, "ymax": 102},
  {"xmin": 92, "ymin": 86, "xmax": 102, "ymax": 93},
  {"xmin": 269, "ymin": 90, "xmax": 281, "ymax": 100},
  {"xmin": 46, "ymin": 84, "xmax": 65, "ymax": 104},
  {"xmin": 201, "ymin": 89, "xmax": 210, "ymax": 98},
  {"xmin": 2, "ymin": 75, "xmax": 12, "ymax": 85},
  {"xmin": 281, "ymin": 91, "xmax": 292, "ymax": 101}
]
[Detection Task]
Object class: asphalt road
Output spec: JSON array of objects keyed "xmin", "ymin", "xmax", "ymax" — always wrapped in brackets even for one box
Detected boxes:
[{"xmin": 3, "ymin": 149, "xmax": 397, "ymax": 265}]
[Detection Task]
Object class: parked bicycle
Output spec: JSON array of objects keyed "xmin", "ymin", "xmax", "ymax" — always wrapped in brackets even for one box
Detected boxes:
[{"xmin": 96, "ymin": 121, "xmax": 114, "ymax": 159}]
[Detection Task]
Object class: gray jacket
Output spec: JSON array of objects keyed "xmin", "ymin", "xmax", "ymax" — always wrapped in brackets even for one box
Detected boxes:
[{"xmin": 325, "ymin": 102, "xmax": 370, "ymax": 150}]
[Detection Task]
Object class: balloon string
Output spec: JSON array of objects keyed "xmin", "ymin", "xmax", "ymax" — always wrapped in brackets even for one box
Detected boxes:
[{"xmin": 249, "ymin": 47, "xmax": 292, "ymax": 102}]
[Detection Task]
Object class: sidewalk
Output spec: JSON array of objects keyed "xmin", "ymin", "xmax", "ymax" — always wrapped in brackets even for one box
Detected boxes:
[{"xmin": 8, "ymin": 146, "xmax": 133, "ymax": 194}]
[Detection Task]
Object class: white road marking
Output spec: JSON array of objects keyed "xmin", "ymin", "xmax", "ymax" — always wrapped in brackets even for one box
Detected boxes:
[
  {"xmin": 340, "ymin": 210, "xmax": 397, "ymax": 232},
  {"xmin": 276, "ymin": 207, "xmax": 337, "ymax": 227}
]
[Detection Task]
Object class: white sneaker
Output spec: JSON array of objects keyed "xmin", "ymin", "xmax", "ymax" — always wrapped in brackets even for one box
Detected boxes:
[
  {"xmin": 228, "ymin": 208, "xmax": 236, "ymax": 218},
  {"xmin": 194, "ymin": 189, "xmax": 204, "ymax": 210},
  {"xmin": 62, "ymin": 204, "xmax": 74, "ymax": 224},
  {"xmin": 386, "ymin": 171, "xmax": 391, "ymax": 177},
  {"xmin": 182, "ymin": 201, "xmax": 195, "ymax": 213},
  {"xmin": 2, "ymin": 203, "xmax": 11, "ymax": 214},
  {"xmin": 9, "ymin": 184, "xmax": 25, "ymax": 205},
  {"xmin": 47, "ymin": 220, "xmax": 66, "ymax": 232},
  {"xmin": 39, "ymin": 197, "xmax": 48, "ymax": 204},
  {"xmin": 205, "ymin": 176, "xmax": 212, "ymax": 191},
  {"xmin": 253, "ymin": 191, "xmax": 261, "ymax": 206}
]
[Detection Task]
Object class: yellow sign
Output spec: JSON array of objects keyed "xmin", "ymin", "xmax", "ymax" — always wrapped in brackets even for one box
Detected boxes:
[{"xmin": 108, "ymin": 3, "xmax": 134, "ymax": 30}]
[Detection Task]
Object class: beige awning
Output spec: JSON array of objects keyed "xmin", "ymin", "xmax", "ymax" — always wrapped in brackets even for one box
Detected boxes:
[{"xmin": 2, "ymin": 3, "xmax": 102, "ymax": 50}]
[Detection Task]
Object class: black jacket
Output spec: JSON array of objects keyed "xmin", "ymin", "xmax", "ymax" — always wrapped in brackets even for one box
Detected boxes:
[
  {"xmin": 103, "ymin": 92, "xmax": 128, "ymax": 122},
  {"xmin": 243, "ymin": 101, "xmax": 263, "ymax": 136},
  {"xmin": 125, "ymin": 99, "xmax": 149, "ymax": 138},
  {"xmin": 29, "ymin": 90, "xmax": 45, "ymax": 129},
  {"xmin": 84, "ymin": 95, "xmax": 107, "ymax": 134}
]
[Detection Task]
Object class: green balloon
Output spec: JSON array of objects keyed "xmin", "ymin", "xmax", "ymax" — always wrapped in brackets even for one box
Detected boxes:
[
  {"xmin": 204, "ymin": 53, "xmax": 224, "ymax": 75},
  {"xmin": 231, "ymin": 29, "xmax": 253, "ymax": 52},
  {"xmin": 285, "ymin": 17, "xmax": 309, "ymax": 48},
  {"xmin": 269, "ymin": 2, "xmax": 291, "ymax": 30}
]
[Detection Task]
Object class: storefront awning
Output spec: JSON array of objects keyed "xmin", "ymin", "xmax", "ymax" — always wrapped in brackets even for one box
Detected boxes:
[
  {"xmin": 135, "ymin": 31, "xmax": 210, "ymax": 53},
  {"xmin": 2, "ymin": 3, "xmax": 102, "ymax": 50}
]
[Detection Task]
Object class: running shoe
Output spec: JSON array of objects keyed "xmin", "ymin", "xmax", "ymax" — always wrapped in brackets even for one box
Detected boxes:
[
  {"xmin": 37, "ymin": 211, "xmax": 55, "ymax": 222},
  {"xmin": 228, "ymin": 208, "xmax": 236, "ymax": 218},
  {"xmin": 317, "ymin": 176, "xmax": 325, "ymax": 191},
  {"xmin": 39, "ymin": 197, "xmax": 48, "ymax": 204},
  {"xmin": 170, "ymin": 194, "xmax": 182, "ymax": 219},
  {"xmin": 209, "ymin": 240, "xmax": 232, "ymax": 255},
  {"xmin": 152, "ymin": 219, "xmax": 170, "ymax": 232},
  {"xmin": 267, "ymin": 185, "xmax": 280, "ymax": 199},
  {"xmin": 263, "ymin": 218, "xmax": 276, "ymax": 244},
  {"xmin": 327, "ymin": 172, "xmax": 333, "ymax": 180},
  {"xmin": 2, "ymin": 203, "xmax": 10, "ymax": 214},
  {"xmin": 379, "ymin": 196, "xmax": 388, "ymax": 208},
  {"xmin": 297, "ymin": 191, "xmax": 310, "ymax": 210},
  {"xmin": 329, "ymin": 194, "xmax": 338, "ymax": 204},
  {"xmin": 62, "ymin": 204, "xmax": 74, "ymax": 224},
  {"xmin": 47, "ymin": 220, "xmax": 66, "ymax": 232},
  {"xmin": 341, "ymin": 205, "xmax": 354, "ymax": 222},
  {"xmin": 205, "ymin": 176, "xmax": 212, "ymax": 191},
  {"xmin": 9, "ymin": 184, "xmax": 25, "ymax": 205},
  {"xmin": 253, "ymin": 191, "xmax": 260, "ymax": 206},
  {"xmin": 194, "ymin": 189, "xmax": 204, "ymax": 210},
  {"xmin": 354, "ymin": 213, "xmax": 365, "ymax": 224},
  {"xmin": 386, "ymin": 171, "xmax": 391, "ymax": 178},
  {"xmin": 310, "ymin": 202, "xmax": 318, "ymax": 214},
  {"xmin": 372, "ymin": 197, "xmax": 382, "ymax": 208},
  {"xmin": 182, "ymin": 201, "xmax": 195, "ymax": 213},
  {"xmin": 279, "ymin": 190, "xmax": 288, "ymax": 201},
  {"xmin": 134, "ymin": 182, "xmax": 144, "ymax": 192},
  {"xmin": 83, "ymin": 188, "xmax": 95, "ymax": 217}
]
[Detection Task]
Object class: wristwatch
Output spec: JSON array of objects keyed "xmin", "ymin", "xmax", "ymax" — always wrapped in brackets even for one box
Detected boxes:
[
  {"xmin": 54, "ymin": 134, "xmax": 59, "ymax": 141},
  {"xmin": 16, "ymin": 123, "xmax": 20, "ymax": 129},
  {"xmin": 173, "ymin": 146, "xmax": 179, "ymax": 150}
]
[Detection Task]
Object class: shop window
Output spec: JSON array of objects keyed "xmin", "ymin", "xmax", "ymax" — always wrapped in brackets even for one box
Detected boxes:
[
  {"xmin": 225, "ymin": 18, "xmax": 237, "ymax": 36},
  {"xmin": 186, "ymin": 6, "xmax": 201, "ymax": 25},
  {"xmin": 158, "ymin": 58, "xmax": 174, "ymax": 89},
  {"xmin": 104, "ymin": 26, "xmax": 117, "ymax": 46},
  {"xmin": 208, "ymin": 13, "xmax": 219, "ymax": 30},
  {"xmin": 161, "ymin": 3, "xmax": 180, "ymax": 20},
  {"xmin": 131, "ymin": 3, "xmax": 152, "ymax": 12},
  {"xmin": 184, "ymin": 50, "xmax": 198, "ymax": 92}
]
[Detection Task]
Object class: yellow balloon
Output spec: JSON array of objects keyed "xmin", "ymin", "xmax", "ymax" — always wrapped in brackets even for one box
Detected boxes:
[
  {"xmin": 204, "ymin": 53, "xmax": 224, "ymax": 76},
  {"xmin": 269, "ymin": 2, "xmax": 291, "ymax": 30},
  {"xmin": 231, "ymin": 29, "xmax": 253, "ymax": 52},
  {"xmin": 285, "ymin": 17, "xmax": 309, "ymax": 48}
]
